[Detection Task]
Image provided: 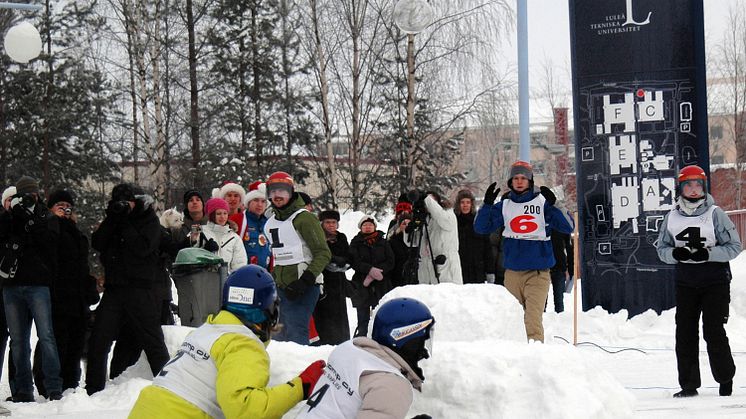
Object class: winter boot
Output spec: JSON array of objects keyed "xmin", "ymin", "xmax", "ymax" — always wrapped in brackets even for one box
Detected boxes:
[
  {"xmin": 673, "ymin": 389, "xmax": 698, "ymax": 398},
  {"xmin": 720, "ymin": 381, "xmax": 733, "ymax": 396}
]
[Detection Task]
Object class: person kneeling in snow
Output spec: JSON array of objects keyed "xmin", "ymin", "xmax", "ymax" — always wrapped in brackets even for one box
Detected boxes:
[
  {"xmin": 657, "ymin": 165, "xmax": 741, "ymax": 398},
  {"xmin": 129, "ymin": 265, "xmax": 326, "ymax": 418},
  {"xmin": 296, "ymin": 297, "xmax": 435, "ymax": 419}
]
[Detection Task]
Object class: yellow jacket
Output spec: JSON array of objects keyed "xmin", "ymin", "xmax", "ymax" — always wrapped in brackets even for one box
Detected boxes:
[{"xmin": 129, "ymin": 311, "xmax": 303, "ymax": 419}]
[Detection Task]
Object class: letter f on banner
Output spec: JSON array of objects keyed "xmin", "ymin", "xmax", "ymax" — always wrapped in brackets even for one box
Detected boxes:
[{"xmin": 623, "ymin": 0, "xmax": 651, "ymax": 26}]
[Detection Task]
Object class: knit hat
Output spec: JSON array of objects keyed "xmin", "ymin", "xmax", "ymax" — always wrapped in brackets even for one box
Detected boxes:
[
  {"xmin": 111, "ymin": 183, "xmax": 137, "ymax": 202},
  {"xmin": 244, "ymin": 181, "xmax": 267, "ymax": 206},
  {"xmin": 183, "ymin": 189, "xmax": 204, "ymax": 207},
  {"xmin": 2, "ymin": 186, "xmax": 16, "ymax": 205},
  {"xmin": 298, "ymin": 192, "xmax": 313, "ymax": 207},
  {"xmin": 205, "ymin": 197, "xmax": 230, "ymax": 218},
  {"xmin": 358, "ymin": 214, "xmax": 376, "ymax": 229},
  {"xmin": 15, "ymin": 176, "xmax": 39, "ymax": 195},
  {"xmin": 212, "ymin": 181, "xmax": 246, "ymax": 202},
  {"xmin": 509, "ymin": 160, "xmax": 533, "ymax": 180},
  {"xmin": 395, "ymin": 193, "xmax": 413, "ymax": 214},
  {"xmin": 47, "ymin": 189, "xmax": 74, "ymax": 208},
  {"xmin": 319, "ymin": 210, "xmax": 340, "ymax": 222},
  {"xmin": 266, "ymin": 171, "xmax": 294, "ymax": 195}
]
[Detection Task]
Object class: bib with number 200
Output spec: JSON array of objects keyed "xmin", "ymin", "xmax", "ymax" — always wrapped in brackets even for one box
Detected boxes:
[{"xmin": 502, "ymin": 194, "xmax": 550, "ymax": 241}]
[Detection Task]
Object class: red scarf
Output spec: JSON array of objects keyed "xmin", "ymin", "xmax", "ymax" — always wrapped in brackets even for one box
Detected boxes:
[{"xmin": 364, "ymin": 231, "xmax": 380, "ymax": 246}]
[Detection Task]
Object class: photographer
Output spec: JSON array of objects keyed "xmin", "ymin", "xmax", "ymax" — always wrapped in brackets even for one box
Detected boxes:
[
  {"xmin": 32, "ymin": 189, "xmax": 97, "ymax": 397},
  {"xmin": 86, "ymin": 183, "xmax": 169, "ymax": 395},
  {"xmin": 0, "ymin": 176, "xmax": 63, "ymax": 402},
  {"xmin": 406, "ymin": 191, "xmax": 462, "ymax": 285}
]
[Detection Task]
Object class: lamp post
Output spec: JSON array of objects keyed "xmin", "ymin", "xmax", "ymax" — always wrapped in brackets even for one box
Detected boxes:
[
  {"xmin": 1, "ymin": 2, "xmax": 42, "ymax": 64},
  {"xmin": 393, "ymin": 0, "xmax": 433, "ymax": 189}
]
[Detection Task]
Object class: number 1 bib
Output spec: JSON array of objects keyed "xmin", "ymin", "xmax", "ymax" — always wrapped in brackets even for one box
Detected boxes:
[{"xmin": 502, "ymin": 195, "xmax": 550, "ymax": 241}]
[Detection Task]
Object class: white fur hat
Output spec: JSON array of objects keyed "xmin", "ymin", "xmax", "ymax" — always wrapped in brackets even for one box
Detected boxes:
[
  {"xmin": 212, "ymin": 181, "xmax": 246, "ymax": 202},
  {"xmin": 244, "ymin": 181, "xmax": 267, "ymax": 206},
  {"xmin": 2, "ymin": 186, "xmax": 16, "ymax": 205},
  {"xmin": 358, "ymin": 214, "xmax": 376, "ymax": 229}
]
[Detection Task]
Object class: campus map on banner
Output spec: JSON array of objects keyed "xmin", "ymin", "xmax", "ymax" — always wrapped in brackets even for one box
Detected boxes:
[{"xmin": 569, "ymin": 0, "xmax": 709, "ymax": 316}]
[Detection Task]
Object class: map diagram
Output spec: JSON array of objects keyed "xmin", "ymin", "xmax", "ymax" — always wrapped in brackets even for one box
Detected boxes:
[{"xmin": 575, "ymin": 80, "xmax": 701, "ymax": 276}]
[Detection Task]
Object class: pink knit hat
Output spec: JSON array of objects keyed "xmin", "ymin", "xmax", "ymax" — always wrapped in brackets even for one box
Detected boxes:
[{"xmin": 205, "ymin": 197, "xmax": 230, "ymax": 218}]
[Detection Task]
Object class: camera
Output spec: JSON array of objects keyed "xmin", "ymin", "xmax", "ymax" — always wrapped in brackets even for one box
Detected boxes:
[
  {"xmin": 405, "ymin": 190, "xmax": 429, "ymax": 233},
  {"xmin": 63, "ymin": 208, "xmax": 72, "ymax": 216},
  {"xmin": 110, "ymin": 200, "xmax": 130, "ymax": 215},
  {"xmin": 19, "ymin": 193, "xmax": 36, "ymax": 208}
]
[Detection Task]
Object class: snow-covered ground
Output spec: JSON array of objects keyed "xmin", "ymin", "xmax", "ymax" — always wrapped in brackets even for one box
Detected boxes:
[{"xmin": 3, "ymin": 210, "xmax": 746, "ymax": 418}]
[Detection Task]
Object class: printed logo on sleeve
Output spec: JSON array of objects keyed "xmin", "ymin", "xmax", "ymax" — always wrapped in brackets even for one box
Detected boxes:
[{"xmin": 228, "ymin": 286, "xmax": 255, "ymax": 304}]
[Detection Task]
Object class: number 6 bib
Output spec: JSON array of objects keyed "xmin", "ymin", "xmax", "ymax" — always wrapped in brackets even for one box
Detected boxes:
[{"xmin": 502, "ymin": 195, "xmax": 550, "ymax": 241}]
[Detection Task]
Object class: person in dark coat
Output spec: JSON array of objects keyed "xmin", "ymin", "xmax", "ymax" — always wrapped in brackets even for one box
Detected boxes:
[
  {"xmin": 0, "ymin": 176, "xmax": 62, "ymax": 402},
  {"xmin": 85, "ymin": 183, "xmax": 169, "ymax": 395},
  {"xmin": 348, "ymin": 215, "xmax": 394, "ymax": 337},
  {"xmin": 387, "ymin": 213, "xmax": 414, "ymax": 288},
  {"xmin": 549, "ymin": 230, "xmax": 574, "ymax": 313},
  {"xmin": 313, "ymin": 210, "xmax": 351, "ymax": 345},
  {"xmin": 32, "ymin": 190, "xmax": 99, "ymax": 397},
  {"xmin": 454, "ymin": 189, "xmax": 495, "ymax": 284},
  {"xmin": 180, "ymin": 189, "xmax": 206, "ymax": 247}
]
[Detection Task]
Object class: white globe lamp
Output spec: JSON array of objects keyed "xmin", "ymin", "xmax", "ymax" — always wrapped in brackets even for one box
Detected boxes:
[{"xmin": 4, "ymin": 21, "xmax": 42, "ymax": 64}]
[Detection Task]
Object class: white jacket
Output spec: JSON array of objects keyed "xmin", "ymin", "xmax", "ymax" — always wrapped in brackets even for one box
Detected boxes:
[
  {"xmin": 195, "ymin": 222, "xmax": 248, "ymax": 273},
  {"xmin": 417, "ymin": 195, "xmax": 463, "ymax": 284}
]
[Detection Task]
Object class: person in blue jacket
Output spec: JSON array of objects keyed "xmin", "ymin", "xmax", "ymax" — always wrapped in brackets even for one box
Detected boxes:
[
  {"xmin": 474, "ymin": 161, "xmax": 574, "ymax": 342},
  {"xmin": 242, "ymin": 181, "xmax": 272, "ymax": 269}
]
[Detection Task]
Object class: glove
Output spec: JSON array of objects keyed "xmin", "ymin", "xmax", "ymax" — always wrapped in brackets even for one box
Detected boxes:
[
  {"xmin": 483, "ymin": 182, "xmax": 499, "ymax": 205},
  {"xmin": 485, "ymin": 273, "xmax": 495, "ymax": 284},
  {"xmin": 539, "ymin": 186, "xmax": 556, "ymax": 206},
  {"xmin": 284, "ymin": 279, "xmax": 307, "ymax": 300},
  {"xmin": 300, "ymin": 270, "xmax": 317, "ymax": 286},
  {"xmin": 672, "ymin": 247, "xmax": 692, "ymax": 262},
  {"xmin": 203, "ymin": 239, "xmax": 219, "ymax": 252},
  {"xmin": 690, "ymin": 247, "xmax": 709, "ymax": 262},
  {"xmin": 369, "ymin": 266, "xmax": 383, "ymax": 280},
  {"xmin": 299, "ymin": 360, "xmax": 326, "ymax": 399},
  {"xmin": 363, "ymin": 274, "xmax": 374, "ymax": 287}
]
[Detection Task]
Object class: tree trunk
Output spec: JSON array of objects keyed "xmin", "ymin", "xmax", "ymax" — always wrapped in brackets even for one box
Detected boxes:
[
  {"xmin": 250, "ymin": 4, "xmax": 263, "ymax": 176},
  {"xmin": 350, "ymin": 0, "xmax": 362, "ymax": 211},
  {"xmin": 123, "ymin": 0, "xmax": 140, "ymax": 183},
  {"xmin": 186, "ymin": 0, "xmax": 201, "ymax": 188}
]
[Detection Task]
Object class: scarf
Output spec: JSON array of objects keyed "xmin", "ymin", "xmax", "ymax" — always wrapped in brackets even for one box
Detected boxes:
[
  {"xmin": 364, "ymin": 231, "xmax": 380, "ymax": 246},
  {"xmin": 678, "ymin": 196, "xmax": 705, "ymax": 215},
  {"xmin": 325, "ymin": 230, "xmax": 338, "ymax": 244}
]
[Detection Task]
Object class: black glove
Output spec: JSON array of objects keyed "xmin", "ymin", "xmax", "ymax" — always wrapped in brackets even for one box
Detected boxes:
[
  {"xmin": 483, "ymin": 182, "xmax": 499, "ymax": 205},
  {"xmin": 690, "ymin": 247, "xmax": 709, "ymax": 262},
  {"xmin": 410, "ymin": 415, "xmax": 433, "ymax": 419},
  {"xmin": 284, "ymin": 279, "xmax": 307, "ymax": 300},
  {"xmin": 300, "ymin": 270, "xmax": 317, "ymax": 286},
  {"xmin": 203, "ymin": 239, "xmax": 219, "ymax": 252},
  {"xmin": 540, "ymin": 186, "xmax": 556, "ymax": 206},
  {"xmin": 672, "ymin": 247, "xmax": 692, "ymax": 261}
]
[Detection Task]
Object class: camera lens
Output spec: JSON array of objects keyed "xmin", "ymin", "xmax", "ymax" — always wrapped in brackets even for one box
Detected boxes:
[{"xmin": 63, "ymin": 208, "xmax": 72, "ymax": 215}]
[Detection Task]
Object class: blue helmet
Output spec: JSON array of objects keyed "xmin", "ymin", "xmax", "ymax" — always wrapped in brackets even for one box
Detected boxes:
[
  {"xmin": 222, "ymin": 265, "xmax": 279, "ymax": 338},
  {"xmin": 371, "ymin": 297, "xmax": 434, "ymax": 349}
]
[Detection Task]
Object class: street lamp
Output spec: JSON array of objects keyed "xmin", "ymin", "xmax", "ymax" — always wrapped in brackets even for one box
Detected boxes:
[
  {"xmin": 393, "ymin": 0, "xmax": 434, "ymax": 188},
  {"xmin": 1, "ymin": 2, "xmax": 42, "ymax": 64}
]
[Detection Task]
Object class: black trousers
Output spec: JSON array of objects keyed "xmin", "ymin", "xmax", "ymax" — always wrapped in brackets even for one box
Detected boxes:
[
  {"xmin": 313, "ymin": 275, "xmax": 350, "ymax": 345},
  {"xmin": 85, "ymin": 287, "xmax": 169, "ymax": 395},
  {"xmin": 675, "ymin": 282, "xmax": 735, "ymax": 390},
  {"xmin": 33, "ymin": 313, "xmax": 88, "ymax": 396},
  {"xmin": 110, "ymin": 300, "xmax": 174, "ymax": 379}
]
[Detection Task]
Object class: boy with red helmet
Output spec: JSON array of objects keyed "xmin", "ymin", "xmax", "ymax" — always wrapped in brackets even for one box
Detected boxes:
[{"xmin": 657, "ymin": 164, "xmax": 741, "ymax": 398}]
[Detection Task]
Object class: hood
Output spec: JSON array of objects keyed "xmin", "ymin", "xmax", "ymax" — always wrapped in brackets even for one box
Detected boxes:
[{"xmin": 352, "ymin": 337, "xmax": 423, "ymax": 391}]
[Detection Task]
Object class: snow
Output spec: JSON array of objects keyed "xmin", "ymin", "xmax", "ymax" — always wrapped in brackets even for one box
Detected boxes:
[{"xmin": 4, "ymin": 211, "xmax": 746, "ymax": 418}]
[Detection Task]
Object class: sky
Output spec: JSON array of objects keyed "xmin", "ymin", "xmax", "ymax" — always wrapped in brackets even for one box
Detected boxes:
[
  {"xmin": 506, "ymin": 0, "xmax": 744, "ymax": 122},
  {"xmin": 3, "ymin": 210, "xmax": 746, "ymax": 418}
]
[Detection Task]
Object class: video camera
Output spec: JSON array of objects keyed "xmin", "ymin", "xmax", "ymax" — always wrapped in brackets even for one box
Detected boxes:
[
  {"xmin": 15, "ymin": 193, "xmax": 36, "ymax": 209},
  {"xmin": 405, "ymin": 190, "xmax": 429, "ymax": 232}
]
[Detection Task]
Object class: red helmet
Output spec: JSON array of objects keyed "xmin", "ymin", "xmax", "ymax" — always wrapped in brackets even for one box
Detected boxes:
[
  {"xmin": 266, "ymin": 171, "xmax": 294, "ymax": 194},
  {"xmin": 678, "ymin": 165, "xmax": 706, "ymax": 183}
]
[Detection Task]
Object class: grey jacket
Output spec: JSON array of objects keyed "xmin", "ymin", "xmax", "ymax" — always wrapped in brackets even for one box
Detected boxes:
[
  {"xmin": 657, "ymin": 194, "xmax": 741, "ymax": 286},
  {"xmin": 353, "ymin": 337, "xmax": 424, "ymax": 419}
]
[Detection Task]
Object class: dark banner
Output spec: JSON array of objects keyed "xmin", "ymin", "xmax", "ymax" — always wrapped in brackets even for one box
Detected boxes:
[{"xmin": 569, "ymin": 0, "xmax": 708, "ymax": 316}]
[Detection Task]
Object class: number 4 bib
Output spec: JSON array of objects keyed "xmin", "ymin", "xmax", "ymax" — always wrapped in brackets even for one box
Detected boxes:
[{"xmin": 502, "ymin": 195, "xmax": 550, "ymax": 241}]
